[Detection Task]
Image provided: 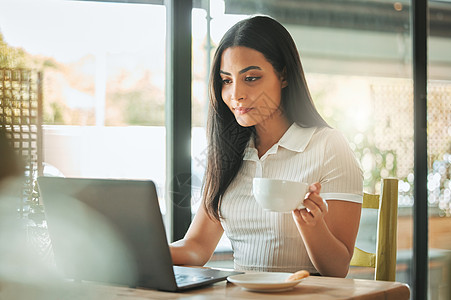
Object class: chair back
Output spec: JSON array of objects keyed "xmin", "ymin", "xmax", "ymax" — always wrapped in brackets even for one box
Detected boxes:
[{"xmin": 350, "ymin": 178, "xmax": 399, "ymax": 281}]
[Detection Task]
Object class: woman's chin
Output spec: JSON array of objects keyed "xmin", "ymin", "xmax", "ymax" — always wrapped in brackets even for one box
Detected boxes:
[{"xmin": 235, "ymin": 118, "xmax": 255, "ymax": 128}]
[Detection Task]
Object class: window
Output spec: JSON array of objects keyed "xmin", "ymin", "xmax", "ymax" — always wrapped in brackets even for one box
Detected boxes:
[{"xmin": 0, "ymin": 0, "xmax": 167, "ymax": 212}]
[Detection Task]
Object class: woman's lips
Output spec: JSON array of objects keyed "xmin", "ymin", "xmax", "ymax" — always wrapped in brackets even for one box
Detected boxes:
[{"xmin": 234, "ymin": 107, "xmax": 253, "ymax": 115}]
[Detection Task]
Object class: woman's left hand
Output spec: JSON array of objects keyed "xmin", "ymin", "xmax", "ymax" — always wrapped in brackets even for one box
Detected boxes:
[{"xmin": 292, "ymin": 182, "xmax": 328, "ymax": 227}]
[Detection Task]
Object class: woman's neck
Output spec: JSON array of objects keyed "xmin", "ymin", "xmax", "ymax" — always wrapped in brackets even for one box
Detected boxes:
[{"xmin": 254, "ymin": 114, "xmax": 292, "ymax": 158}]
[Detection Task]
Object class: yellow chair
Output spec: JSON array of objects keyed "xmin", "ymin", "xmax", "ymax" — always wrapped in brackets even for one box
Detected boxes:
[{"xmin": 350, "ymin": 178, "xmax": 399, "ymax": 281}]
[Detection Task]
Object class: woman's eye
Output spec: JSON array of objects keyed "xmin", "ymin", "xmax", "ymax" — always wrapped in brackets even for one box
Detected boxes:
[
  {"xmin": 245, "ymin": 76, "xmax": 260, "ymax": 82},
  {"xmin": 221, "ymin": 78, "xmax": 231, "ymax": 85}
]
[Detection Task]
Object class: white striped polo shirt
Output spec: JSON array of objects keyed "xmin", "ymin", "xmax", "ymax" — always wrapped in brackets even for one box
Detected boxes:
[{"xmin": 219, "ymin": 123, "xmax": 363, "ymax": 273}]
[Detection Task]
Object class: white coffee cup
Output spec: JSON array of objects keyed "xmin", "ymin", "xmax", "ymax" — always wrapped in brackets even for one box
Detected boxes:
[{"xmin": 252, "ymin": 178, "xmax": 309, "ymax": 213}]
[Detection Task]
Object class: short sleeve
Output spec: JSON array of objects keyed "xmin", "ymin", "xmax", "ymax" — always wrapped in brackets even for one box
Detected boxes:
[{"xmin": 319, "ymin": 128, "xmax": 363, "ymax": 203}]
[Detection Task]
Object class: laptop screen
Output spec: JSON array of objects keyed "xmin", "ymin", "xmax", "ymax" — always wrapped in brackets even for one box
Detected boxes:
[{"xmin": 38, "ymin": 177, "xmax": 177, "ymax": 289}]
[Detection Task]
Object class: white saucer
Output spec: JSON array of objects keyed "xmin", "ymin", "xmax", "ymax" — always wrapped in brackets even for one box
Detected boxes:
[{"xmin": 227, "ymin": 272, "xmax": 304, "ymax": 292}]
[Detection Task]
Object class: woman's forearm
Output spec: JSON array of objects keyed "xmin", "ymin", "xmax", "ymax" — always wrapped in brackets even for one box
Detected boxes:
[
  {"xmin": 169, "ymin": 205, "xmax": 225, "ymax": 266},
  {"xmin": 296, "ymin": 220, "xmax": 353, "ymax": 277},
  {"xmin": 169, "ymin": 239, "xmax": 212, "ymax": 266},
  {"xmin": 292, "ymin": 186, "xmax": 361, "ymax": 277}
]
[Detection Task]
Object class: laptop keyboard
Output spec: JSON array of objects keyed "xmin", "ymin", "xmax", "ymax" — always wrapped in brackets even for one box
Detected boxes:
[{"xmin": 175, "ymin": 273, "xmax": 214, "ymax": 286}]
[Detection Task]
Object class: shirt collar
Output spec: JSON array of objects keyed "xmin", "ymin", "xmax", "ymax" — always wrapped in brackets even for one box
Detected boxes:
[
  {"xmin": 278, "ymin": 123, "xmax": 317, "ymax": 153},
  {"xmin": 243, "ymin": 123, "xmax": 317, "ymax": 161}
]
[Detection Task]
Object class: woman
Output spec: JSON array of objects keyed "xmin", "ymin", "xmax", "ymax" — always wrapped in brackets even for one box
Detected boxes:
[{"xmin": 170, "ymin": 15, "xmax": 363, "ymax": 277}]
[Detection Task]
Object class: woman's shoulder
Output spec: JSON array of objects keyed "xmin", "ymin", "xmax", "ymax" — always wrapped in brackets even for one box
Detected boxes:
[
  {"xmin": 312, "ymin": 126, "xmax": 344, "ymax": 139},
  {"xmin": 311, "ymin": 126, "xmax": 351, "ymax": 148},
  {"xmin": 288, "ymin": 124, "xmax": 351, "ymax": 151},
  {"xmin": 313, "ymin": 126, "xmax": 339, "ymax": 135}
]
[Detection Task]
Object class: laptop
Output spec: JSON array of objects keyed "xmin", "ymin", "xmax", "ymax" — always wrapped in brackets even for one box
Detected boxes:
[{"xmin": 37, "ymin": 176, "xmax": 242, "ymax": 291}]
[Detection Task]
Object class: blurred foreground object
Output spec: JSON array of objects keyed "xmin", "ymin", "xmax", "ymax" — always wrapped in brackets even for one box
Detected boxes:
[
  {"xmin": 0, "ymin": 68, "xmax": 43, "ymax": 217},
  {"xmin": 0, "ymin": 74, "xmax": 81, "ymax": 299},
  {"xmin": 0, "ymin": 129, "xmax": 23, "ymax": 180}
]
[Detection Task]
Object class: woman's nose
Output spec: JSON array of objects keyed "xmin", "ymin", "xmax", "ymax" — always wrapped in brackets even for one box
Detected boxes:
[{"xmin": 231, "ymin": 82, "xmax": 246, "ymax": 101}]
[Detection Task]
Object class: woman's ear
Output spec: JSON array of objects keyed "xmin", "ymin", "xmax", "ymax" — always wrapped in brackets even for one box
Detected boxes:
[{"xmin": 280, "ymin": 67, "xmax": 288, "ymax": 88}]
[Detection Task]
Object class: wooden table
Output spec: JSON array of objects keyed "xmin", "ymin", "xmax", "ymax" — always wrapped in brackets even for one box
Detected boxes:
[{"xmin": 79, "ymin": 276, "xmax": 410, "ymax": 300}]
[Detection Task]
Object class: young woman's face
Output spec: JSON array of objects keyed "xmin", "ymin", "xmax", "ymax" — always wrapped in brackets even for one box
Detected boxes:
[{"xmin": 220, "ymin": 46, "xmax": 287, "ymax": 128}]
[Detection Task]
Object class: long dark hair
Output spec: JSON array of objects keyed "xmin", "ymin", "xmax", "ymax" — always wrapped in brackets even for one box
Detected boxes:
[{"xmin": 203, "ymin": 15, "xmax": 329, "ymax": 220}]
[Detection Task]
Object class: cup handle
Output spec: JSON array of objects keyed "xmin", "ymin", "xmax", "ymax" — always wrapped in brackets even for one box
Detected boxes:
[
  {"xmin": 296, "ymin": 189, "xmax": 308, "ymax": 210},
  {"xmin": 296, "ymin": 203, "xmax": 305, "ymax": 210}
]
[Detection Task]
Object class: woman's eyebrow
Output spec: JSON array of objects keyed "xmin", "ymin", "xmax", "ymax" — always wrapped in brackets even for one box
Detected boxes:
[
  {"xmin": 239, "ymin": 66, "xmax": 261, "ymax": 74},
  {"xmin": 219, "ymin": 66, "xmax": 262, "ymax": 76}
]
